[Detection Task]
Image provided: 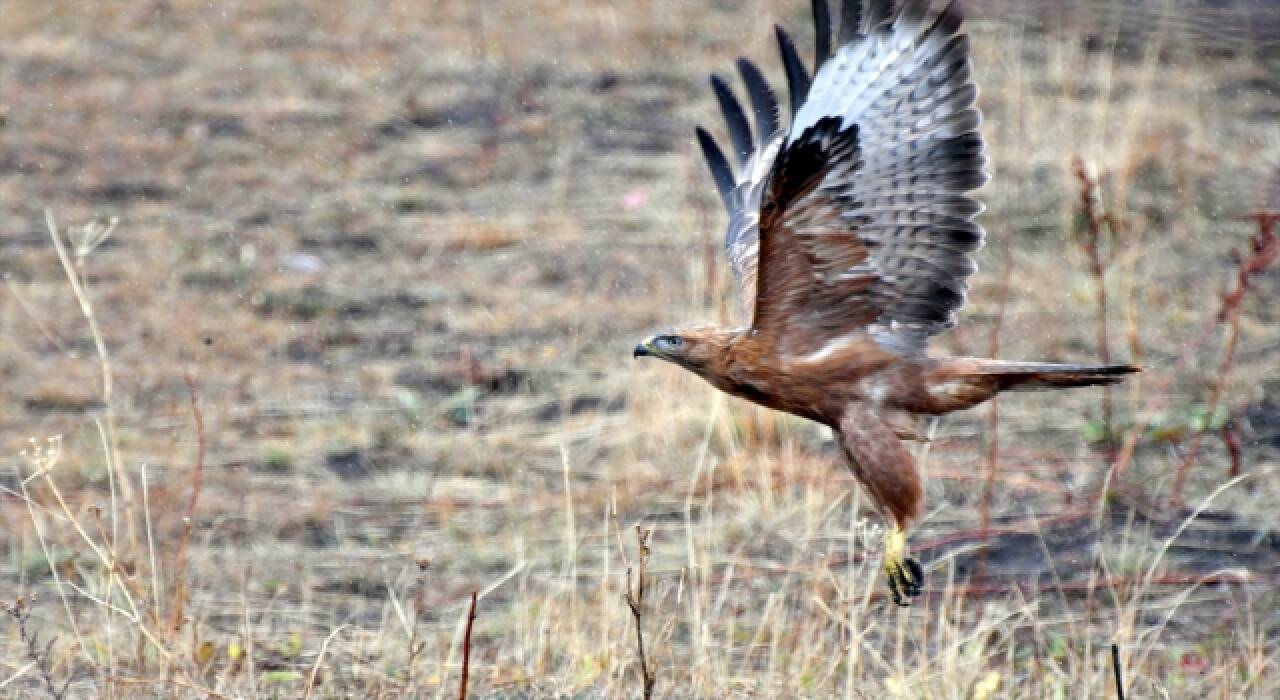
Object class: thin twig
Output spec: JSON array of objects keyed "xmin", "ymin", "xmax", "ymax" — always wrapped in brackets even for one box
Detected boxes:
[
  {"xmin": 1169, "ymin": 212, "xmax": 1278, "ymax": 505},
  {"xmin": 459, "ymin": 591, "xmax": 478, "ymax": 700},
  {"xmin": 1071, "ymin": 157, "xmax": 1117, "ymax": 444},
  {"xmin": 400, "ymin": 558, "xmax": 431, "ymax": 695},
  {"xmin": 1111, "ymin": 643, "xmax": 1125, "ymax": 700},
  {"xmin": 303, "ymin": 624, "xmax": 351, "ymax": 699},
  {"xmin": 1222, "ymin": 422, "xmax": 1243, "ymax": 479},
  {"xmin": 1101, "ymin": 228, "xmax": 1274, "ymax": 505},
  {"xmin": 45, "ymin": 210, "xmax": 135, "ymax": 516},
  {"xmin": 15, "ymin": 440, "xmax": 92, "ymax": 669},
  {"xmin": 3, "ymin": 596, "xmax": 70, "ymax": 700},
  {"xmin": 167, "ymin": 370, "xmax": 207, "ymax": 638},
  {"xmin": 622, "ymin": 526, "xmax": 655, "ymax": 700}
]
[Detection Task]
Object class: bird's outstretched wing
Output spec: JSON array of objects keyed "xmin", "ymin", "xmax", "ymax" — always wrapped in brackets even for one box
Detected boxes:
[
  {"xmin": 697, "ymin": 0, "xmax": 987, "ymax": 357},
  {"xmin": 697, "ymin": 1, "xmax": 829, "ymax": 319}
]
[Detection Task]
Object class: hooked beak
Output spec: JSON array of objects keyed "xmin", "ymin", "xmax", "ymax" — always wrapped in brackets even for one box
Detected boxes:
[{"xmin": 633, "ymin": 340, "xmax": 653, "ymax": 358}]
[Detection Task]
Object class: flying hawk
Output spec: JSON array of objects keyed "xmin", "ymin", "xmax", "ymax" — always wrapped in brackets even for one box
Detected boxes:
[{"xmin": 634, "ymin": 0, "xmax": 1138, "ymax": 606}]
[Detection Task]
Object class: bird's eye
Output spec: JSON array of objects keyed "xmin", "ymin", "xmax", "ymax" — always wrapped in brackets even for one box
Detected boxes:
[{"xmin": 658, "ymin": 335, "xmax": 683, "ymax": 350}]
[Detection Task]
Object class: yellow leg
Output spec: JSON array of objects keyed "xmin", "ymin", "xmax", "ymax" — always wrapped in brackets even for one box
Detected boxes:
[{"xmin": 883, "ymin": 526, "xmax": 924, "ymax": 606}]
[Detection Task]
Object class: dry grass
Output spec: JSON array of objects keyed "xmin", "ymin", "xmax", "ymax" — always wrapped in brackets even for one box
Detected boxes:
[{"xmin": 2, "ymin": 0, "xmax": 1280, "ymax": 697}]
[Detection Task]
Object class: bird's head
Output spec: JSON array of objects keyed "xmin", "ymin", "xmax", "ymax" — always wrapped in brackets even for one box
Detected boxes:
[{"xmin": 633, "ymin": 322, "xmax": 736, "ymax": 375}]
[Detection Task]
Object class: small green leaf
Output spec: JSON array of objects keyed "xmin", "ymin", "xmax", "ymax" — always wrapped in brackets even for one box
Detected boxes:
[
  {"xmin": 286, "ymin": 631, "xmax": 303, "ymax": 656},
  {"xmin": 260, "ymin": 670, "xmax": 303, "ymax": 685},
  {"xmin": 194, "ymin": 641, "xmax": 216, "ymax": 671},
  {"xmin": 1081, "ymin": 419, "xmax": 1107, "ymax": 444},
  {"xmin": 1208, "ymin": 405, "xmax": 1230, "ymax": 431},
  {"xmin": 1049, "ymin": 636, "xmax": 1069, "ymax": 662}
]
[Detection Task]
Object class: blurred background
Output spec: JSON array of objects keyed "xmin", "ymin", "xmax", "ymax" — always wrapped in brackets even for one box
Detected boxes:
[{"xmin": 1, "ymin": 0, "xmax": 1278, "ymax": 696}]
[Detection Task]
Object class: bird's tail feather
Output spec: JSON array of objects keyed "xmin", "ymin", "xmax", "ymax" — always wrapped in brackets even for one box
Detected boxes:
[
  {"xmin": 968, "ymin": 360, "xmax": 1140, "ymax": 391},
  {"xmin": 923, "ymin": 358, "xmax": 1140, "ymax": 414}
]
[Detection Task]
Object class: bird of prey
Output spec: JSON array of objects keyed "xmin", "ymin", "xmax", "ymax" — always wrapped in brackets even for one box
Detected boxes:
[{"xmin": 633, "ymin": 0, "xmax": 1138, "ymax": 606}]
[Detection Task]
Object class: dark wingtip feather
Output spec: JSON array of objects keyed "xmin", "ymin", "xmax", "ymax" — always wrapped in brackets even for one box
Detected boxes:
[
  {"xmin": 864, "ymin": 0, "xmax": 894, "ymax": 32},
  {"xmin": 894, "ymin": 0, "xmax": 932, "ymax": 34},
  {"xmin": 812, "ymin": 0, "xmax": 832, "ymax": 67},
  {"xmin": 771, "ymin": 116, "xmax": 859, "ymax": 210},
  {"xmin": 710, "ymin": 73, "xmax": 754, "ymax": 168},
  {"xmin": 931, "ymin": 0, "xmax": 965, "ymax": 38},
  {"xmin": 696, "ymin": 126, "xmax": 735, "ymax": 210},
  {"xmin": 775, "ymin": 26, "xmax": 811, "ymax": 117},
  {"xmin": 838, "ymin": 0, "xmax": 865, "ymax": 44},
  {"xmin": 736, "ymin": 58, "xmax": 780, "ymax": 140}
]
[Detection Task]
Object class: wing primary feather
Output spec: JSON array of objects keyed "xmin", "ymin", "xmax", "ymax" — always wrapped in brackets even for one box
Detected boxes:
[
  {"xmin": 927, "ymin": 0, "xmax": 965, "ymax": 40},
  {"xmin": 862, "ymin": 0, "xmax": 894, "ymax": 33},
  {"xmin": 696, "ymin": 126, "xmax": 735, "ymax": 209},
  {"xmin": 770, "ymin": 116, "xmax": 859, "ymax": 212},
  {"xmin": 896, "ymin": 0, "xmax": 932, "ymax": 31},
  {"xmin": 838, "ymin": 0, "xmax": 865, "ymax": 43},
  {"xmin": 736, "ymin": 58, "xmax": 780, "ymax": 140},
  {"xmin": 710, "ymin": 74, "xmax": 754, "ymax": 168},
  {"xmin": 812, "ymin": 0, "xmax": 832, "ymax": 67},
  {"xmin": 774, "ymin": 26, "xmax": 811, "ymax": 117}
]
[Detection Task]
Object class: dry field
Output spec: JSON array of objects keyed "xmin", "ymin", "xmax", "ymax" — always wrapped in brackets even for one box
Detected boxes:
[{"xmin": 2, "ymin": 0, "xmax": 1279, "ymax": 697}]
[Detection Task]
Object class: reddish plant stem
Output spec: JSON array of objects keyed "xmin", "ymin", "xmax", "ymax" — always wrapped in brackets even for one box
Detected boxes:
[
  {"xmin": 459, "ymin": 591, "xmax": 477, "ymax": 700},
  {"xmin": 1222, "ymin": 422, "xmax": 1243, "ymax": 479},
  {"xmin": 167, "ymin": 370, "xmax": 206, "ymax": 638},
  {"xmin": 1107, "ymin": 214, "xmax": 1278, "ymax": 503},
  {"xmin": 1168, "ymin": 308, "xmax": 1241, "ymax": 505},
  {"xmin": 1215, "ymin": 213, "xmax": 1279, "ymax": 316},
  {"xmin": 1087, "ymin": 245, "xmax": 1113, "ymax": 439},
  {"xmin": 1168, "ymin": 213, "xmax": 1277, "ymax": 506},
  {"xmin": 622, "ymin": 526, "xmax": 655, "ymax": 700},
  {"xmin": 1072, "ymin": 157, "xmax": 1115, "ymax": 443}
]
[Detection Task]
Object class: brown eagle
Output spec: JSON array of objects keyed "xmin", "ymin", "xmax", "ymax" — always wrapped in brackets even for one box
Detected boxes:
[{"xmin": 633, "ymin": 0, "xmax": 1138, "ymax": 606}]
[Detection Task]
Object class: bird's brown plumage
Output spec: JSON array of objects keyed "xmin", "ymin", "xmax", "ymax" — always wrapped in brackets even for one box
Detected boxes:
[{"xmin": 635, "ymin": 0, "xmax": 1139, "ymax": 606}]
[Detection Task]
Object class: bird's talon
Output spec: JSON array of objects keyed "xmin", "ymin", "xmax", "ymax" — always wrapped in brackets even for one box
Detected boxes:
[
  {"xmin": 904, "ymin": 556, "xmax": 924, "ymax": 590},
  {"xmin": 883, "ymin": 529, "xmax": 924, "ymax": 606},
  {"xmin": 889, "ymin": 584, "xmax": 908, "ymax": 607}
]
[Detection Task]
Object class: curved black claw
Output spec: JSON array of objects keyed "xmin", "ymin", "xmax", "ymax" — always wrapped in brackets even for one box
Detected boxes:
[{"xmin": 887, "ymin": 555, "xmax": 925, "ymax": 607}]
